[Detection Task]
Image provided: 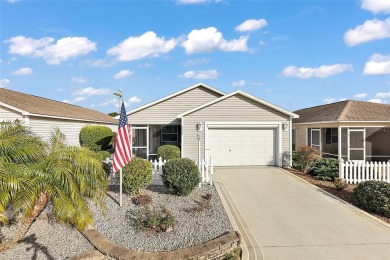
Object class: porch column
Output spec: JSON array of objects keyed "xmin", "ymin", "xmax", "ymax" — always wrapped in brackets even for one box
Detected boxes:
[{"xmin": 338, "ymin": 126, "xmax": 342, "ymax": 160}]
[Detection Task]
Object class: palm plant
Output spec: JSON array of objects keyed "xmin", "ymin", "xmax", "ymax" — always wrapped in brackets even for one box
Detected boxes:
[{"xmin": 0, "ymin": 121, "xmax": 107, "ymax": 251}]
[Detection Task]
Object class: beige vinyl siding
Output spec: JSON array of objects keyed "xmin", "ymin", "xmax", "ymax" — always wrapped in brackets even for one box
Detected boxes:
[
  {"xmin": 127, "ymin": 86, "xmax": 222, "ymax": 125},
  {"xmin": 0, "ymin": 105, "xmax": 24, "ymax": 122},
  {"xmin": 29, "ymin": 116, "xmax": 117, "ymax": 146},
  {"xmin": 182, "ymin": 94, "xmax": 290, "ymax": 162}
]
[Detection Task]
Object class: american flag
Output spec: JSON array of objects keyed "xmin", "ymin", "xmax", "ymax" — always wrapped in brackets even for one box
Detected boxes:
[{"xmin": 112, "ymin": 102, "xmax": 132, "ymax": 173}]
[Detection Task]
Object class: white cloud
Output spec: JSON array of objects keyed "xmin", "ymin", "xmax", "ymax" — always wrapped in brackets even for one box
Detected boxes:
[
  {"xmin": 71, "ymin": 77, "xmax": 87, "ymax": 84},
  {"xmin": 85, "ymin": 58, "xmax": 115, "ymax": 68},
  {"xmin": 6, "ymin": 0, "xmax": 20, "ymax": 3},
  {"xmin": 6, "ymin": 36, "xmax": 96, "ymax": 64},
  {"xmin": 138, "ymin": 63, "xmax": 153, "ymax": 68},
  {"xmin": 0, "ymin": 79, "xmax": 10, "ymax": 88},
  {"xmin": 282, "ymin": 64, "xmax": 353, "ymax": 79},
  {"xmin": 363, "ymin": 53, "xmax": 390, "ymax": 75},
  {"xmin": 339, "ymin": 98, "xmax": 347, "ymax": 101},
  {"xmin": 128, "ymin": 96, "xmax": 141, "ymax": 103},
  {"xmin": 107, "ymin": 31, "xmax": 176, "ymax": 61},
  {"xmin": 353, "ymin": 93, "xmax": 367, "ymax": 98},
  {"xmin": 375, "ymin": 92, "xmax": 390, "ymax": 98},
  {"xmin": 73, "ymin": 87, "xmax": 110, "ymax": 96},
  {"xmin": 62, "ymin": 99, "xmax": 71, "ymax": 104},
  {"xmin": 344, "ymin": 17, "xmax": 390, "ymax": 46},
  {"xmin": 12, "ymin": 67, "xmax": 32, "ymax": 75},
  {"xmin": 114, "ymin": 69, "xmax": 134, "ymax": 79},
  {"xmin": 232, "ymin": 80, "xmax": 245, "ymax": 87},
  {"xmin": 235, "ymin": 19, "xmax": 268, "ymax": 32},
  {"xmin": 182, "ymin": 27, "xmax": 248, "ymax": 54},
  {"xmin": 74, "ymin": 97, "xmax": 86, "ymax": 102},
  {"xmin": 100, "ymin": 98, "xmax": 117, "ymax": 107},
  {"xmin": 181, "ymin": 58, "xmax": 210, "ymax": 66},
  {"xmin": 323, "ymin": 98, "xmax": 336, "ymax": 104},
  {"xmin": 180, "ymin": 69, "xmax": 219, "ymax": 79},
  {"xmin": 361, "ymin": 0, "xmax": 390, "ymax": 14},
  {"xmin": 368, "ymin": 98, "xmax": 384, "ymax": 103}
]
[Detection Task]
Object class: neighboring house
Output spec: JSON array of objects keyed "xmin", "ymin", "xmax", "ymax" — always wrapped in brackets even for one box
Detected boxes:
[
  {"xmin": 293, "ymin": 100, "xmax": 390, "ymax": 162},
  {"xmin": 0, "ymin": 88, "xmax": 118, "ymax": 146},
  {"xmin": 127, "ymin": 83, "xmax": 298, "ymax": 167}
]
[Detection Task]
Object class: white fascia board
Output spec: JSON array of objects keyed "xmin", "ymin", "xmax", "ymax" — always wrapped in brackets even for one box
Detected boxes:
[
  {"xmin": 126, "ymin": 82, "xmax": 225, "ymax": 116},
  {"xmin": 293, "ymin": 121, "xmax": 390, "ymax": 125},
  {"xmin": 28, "ymin": 113, "xmax": 117, "ymax": 124},
  {"xmin": 0, "ymin": 102, "xmax": 29, "ymax": 115},
  {"xmin": 178, "ymin": 90, "xmax": 299, "ymax": 119}
]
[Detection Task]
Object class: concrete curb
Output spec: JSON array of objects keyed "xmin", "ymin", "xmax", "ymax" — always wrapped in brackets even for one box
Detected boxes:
[
  {"xmin": 79, "ymin": 225, "xmax": 240, "ymax": 260},
  {"xmin": 67, "ymin": 250, "xmax": 106, "ymax": 260},
  {"xmin": 281, "ymin": 168, "xmax": 390, "ymax": 232}
]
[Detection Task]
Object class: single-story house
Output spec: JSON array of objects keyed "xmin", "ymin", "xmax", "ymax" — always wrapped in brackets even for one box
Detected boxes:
[
  {"xmin": 126, "ymin": 83, "xmax": 298, "ymax": 167},
  {"xmin": 292, "ymin": 100, "xmax": 390, "ymax": 162},
  {"xmin": 0, "ymin": 88, "xmax": 118, "ymax": 146}
]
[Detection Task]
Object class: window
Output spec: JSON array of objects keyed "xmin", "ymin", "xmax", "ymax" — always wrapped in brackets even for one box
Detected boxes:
[
  {"xmin": 161, "ymin": 125, "xmax": 178, "ymax": 142},
  {"xmin": 326, "ymin": 128, "xmax": 338, "ymax": 144}
]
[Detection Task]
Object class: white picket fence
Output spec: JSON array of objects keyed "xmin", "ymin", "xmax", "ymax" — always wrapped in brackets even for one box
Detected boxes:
[
  {"xmin": 150, "ymin": 157, "xmax": 213, "ymax": 186},
  {"xmin": 339, "ymin": 160, "xmax": 390, "ymax": 184}
]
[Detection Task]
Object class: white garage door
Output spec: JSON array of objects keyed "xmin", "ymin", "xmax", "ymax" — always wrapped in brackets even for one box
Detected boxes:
[{"xmin": 208, "ymin": 128, "xmax": 275, "ymax": 166}]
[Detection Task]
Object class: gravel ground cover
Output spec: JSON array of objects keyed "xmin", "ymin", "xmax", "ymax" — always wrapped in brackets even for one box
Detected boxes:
[
  {"xmin": 1, "ymin": 184, "xmax": 233, "ymax": 259},
  {"xmin": 287, "ymin": 168, "xmax": 390, "ymax": 225},
  {"xmin": 1, "ymin": 214, "xmax": 94, "ymax": 260},
  {"xmin": 88, "ymin": 184, "xmax": 234, "ymax": 252}
]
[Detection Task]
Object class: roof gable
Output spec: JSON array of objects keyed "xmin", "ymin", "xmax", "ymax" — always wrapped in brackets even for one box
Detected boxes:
[
  {"xmin": 177, "ymin": 90, "xmax": 299, "ymax": 118},
  {"xmin": 293, "ymin": 100, "xmax": 390, "ymax": 123},
  {"xmin": 0, "ymin": 88, "xmax": 117, "ymax": 124},
  {"xmin": 126, "ymin": 82, "xmax": 225, "ymax": 116}
]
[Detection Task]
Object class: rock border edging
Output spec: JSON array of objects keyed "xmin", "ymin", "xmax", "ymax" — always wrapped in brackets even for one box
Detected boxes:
[{"xmin": 79, "ymin": 225, "xmax": 240, "ymax": 260}]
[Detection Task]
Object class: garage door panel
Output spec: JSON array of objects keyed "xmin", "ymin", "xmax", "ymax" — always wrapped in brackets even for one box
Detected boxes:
[{"xmin": 209, "ymin": 127, "xmax": 276, "ymax": 166}]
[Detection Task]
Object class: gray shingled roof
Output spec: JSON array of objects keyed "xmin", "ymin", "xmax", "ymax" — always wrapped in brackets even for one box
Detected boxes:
[
  {"xmin": 293, "ymin": 100, "xmax": 390, "ymax": 123},
  {"xmin": 0, "ymin": 88, "xmax": 117, "ymax": 124}
]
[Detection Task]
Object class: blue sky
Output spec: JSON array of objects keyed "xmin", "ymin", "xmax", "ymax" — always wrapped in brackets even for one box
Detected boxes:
[{"xmin": 1, "ymin": 0, "xmax": 390, "ymax": 114}]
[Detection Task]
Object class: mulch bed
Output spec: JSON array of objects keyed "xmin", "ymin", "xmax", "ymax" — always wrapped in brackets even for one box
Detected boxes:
[{"xmin": 286, "ymin": 168, "xmax": 390, "ymax": 225}]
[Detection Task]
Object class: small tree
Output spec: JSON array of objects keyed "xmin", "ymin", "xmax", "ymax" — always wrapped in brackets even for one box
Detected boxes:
[
  {"xmin": 293, "ymin": 145, "xmax": 321, "ymax": 174},
  {"xmin": 80, "ymin": 125, "xmax": 113, "ymax": 152}
]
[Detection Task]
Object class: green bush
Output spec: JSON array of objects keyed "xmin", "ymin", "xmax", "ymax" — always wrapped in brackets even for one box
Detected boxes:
[
  {"xmin": 97, "ymin": 150, "xmax": 111, "ymax": 160},
  {"xmin": 311, "ymin": 158, "xmax": 339, "ymax": 181},
  {"xmin": 80, "ymin": 125, "xmax": 113, "ymax": 152},
  {"xmin": 162, "ymin": 158, "xmax": 200, "ymax": 196},
  {"xmin": 351, "ymin": 181, "xmax": 390, "ymax": 218},
  {"xmin": 122, "ymin": 157, "xmax": 153, "ymax": 194},
  {"xmin": 157, "ymin": 145, "xmax": 180, "ymax": 160},
  {"xmin": 333, "ymin": 178, "xmax": 348, "ymax": 190},
  {"xmin": 292, "ymin": 145, "xmax": 321, "ymax": 174},
  {"xmin": 136, "ymin": 206, "xmax": 175, "ymax": 233}
]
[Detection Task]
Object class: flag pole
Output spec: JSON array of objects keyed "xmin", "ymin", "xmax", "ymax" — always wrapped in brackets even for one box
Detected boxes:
[{"xmin": 119, "ymin": 168, "xmax": 123, "ymax": 206}]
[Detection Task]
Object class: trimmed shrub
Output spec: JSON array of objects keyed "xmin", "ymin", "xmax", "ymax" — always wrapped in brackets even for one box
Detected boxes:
[
  {"xmin": 292, "ymin": 145, "xmax": 321, "ymax": 174},
  {"xmin": 123, "ymin": 157, "xmax": 153, "ymax": 194},
  {"xmin": 162, "ymin": 158, "xmax": 200, "ymax": 196},
  {"xmin": 311, "ymin": 158, "xmax": 339, "ymax": 181},
  {"xmin": 80, "ymin": 125, "xmax": 113, "ymax": 152},
  {"xmin": 97, "ymin": 150, "xmax": 111, "ymax": 160},
  {"xmin": 352, "ymin": 181, "xmax": 390, "ymax": 218},
  {"xmin": 157, "ymin": 145, "xmax": 180, "ymax": 160},
  {"xmin": 333, "ymin": 178, "xmax": 348, "ymax": 190}
]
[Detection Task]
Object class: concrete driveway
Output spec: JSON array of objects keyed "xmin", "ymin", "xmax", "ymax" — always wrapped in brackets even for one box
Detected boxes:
[{"xmin": 214, "ymin": 167, "xmax": 390, "ymax": 260}]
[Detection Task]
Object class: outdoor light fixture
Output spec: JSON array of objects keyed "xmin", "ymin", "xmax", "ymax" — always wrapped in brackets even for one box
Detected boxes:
[
  {"xmin": 196, "ymin": 122, "xmax": 203, "ymax": 132},
  {"xmin": 282, "ymin": 123, "xmax": 289, "ymax": 131}
]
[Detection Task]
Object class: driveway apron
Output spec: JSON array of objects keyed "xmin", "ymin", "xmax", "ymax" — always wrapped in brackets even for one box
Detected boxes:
[{"xmin": 214, "ymin": 167, "xmax": 390, "ymax": 260}]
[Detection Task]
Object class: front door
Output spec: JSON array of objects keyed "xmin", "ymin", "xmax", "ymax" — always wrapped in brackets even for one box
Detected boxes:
[
  {"xmin": 132, "ymin": 126, "xmax": 148, "ymax": 159},
  {"xmin": 348, "ymin": 129, "xmax": 365, "ymax": 161}
]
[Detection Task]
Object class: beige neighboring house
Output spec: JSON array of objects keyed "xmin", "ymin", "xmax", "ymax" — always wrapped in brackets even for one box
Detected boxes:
[
  {"xmin": 293, "ymin": 100, "xmax": 390, "ymax": 162},
  {"xmin": 0, "ymin": 88, "xmax": 118, "ymax": 146},
  {"xmin": 127, "ymin": 83, "xmax": 298, "ymax": 167}
]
